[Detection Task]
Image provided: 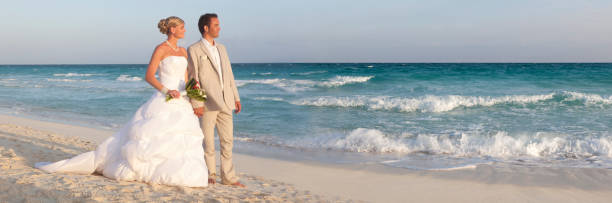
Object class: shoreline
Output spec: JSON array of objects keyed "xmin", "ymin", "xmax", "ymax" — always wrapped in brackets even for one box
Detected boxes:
[{"xmin": 2, "ymin": 114, "xmax": 612, "ymax": 202}]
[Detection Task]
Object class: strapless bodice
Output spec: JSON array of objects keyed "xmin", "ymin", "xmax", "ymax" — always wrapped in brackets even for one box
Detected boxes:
[{"xmin": 158, "ymin": 56, "xmax": 188, "ymax": 91}]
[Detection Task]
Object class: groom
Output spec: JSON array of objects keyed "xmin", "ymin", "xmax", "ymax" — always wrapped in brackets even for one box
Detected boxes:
[{"xmin": 187, "ymin": 13, "xmax": 244, "ymax": 187}]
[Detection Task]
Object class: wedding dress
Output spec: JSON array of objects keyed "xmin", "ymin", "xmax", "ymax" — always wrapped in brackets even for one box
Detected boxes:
[{"xmin": 36, "ymin": 56, "xmax": 208, "ymax": 187}]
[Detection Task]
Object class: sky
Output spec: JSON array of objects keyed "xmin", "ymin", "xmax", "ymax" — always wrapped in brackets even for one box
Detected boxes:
[{"xmin": 1, "ymin": 0, "xmax": 611, "ymax": 64}]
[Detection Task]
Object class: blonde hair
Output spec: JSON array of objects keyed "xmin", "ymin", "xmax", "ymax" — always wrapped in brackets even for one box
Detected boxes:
[{"xmin": 157, "ymin": 16, "xmax": 184, "ymax": 34}]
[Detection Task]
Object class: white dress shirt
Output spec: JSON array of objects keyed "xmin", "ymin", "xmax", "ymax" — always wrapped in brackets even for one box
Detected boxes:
[{"xmin": 201, "ymin": 38, "xmax": 223, "ymax": 90}]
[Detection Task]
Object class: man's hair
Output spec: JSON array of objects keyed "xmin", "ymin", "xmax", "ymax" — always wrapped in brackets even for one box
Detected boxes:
[{"xmin": 198, "ymin": 13, "xmax": 218, "ymax": 34}]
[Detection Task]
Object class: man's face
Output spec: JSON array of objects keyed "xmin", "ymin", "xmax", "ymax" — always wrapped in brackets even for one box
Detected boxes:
[{"xmin": 206, "ymin": 17, "xmax": 220, "ymax": 38}]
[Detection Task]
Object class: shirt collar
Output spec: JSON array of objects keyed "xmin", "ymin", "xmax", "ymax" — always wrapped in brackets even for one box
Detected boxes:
[{"xmin": 201, "ymin": 38, "xmax": 216, "ymax": 48}]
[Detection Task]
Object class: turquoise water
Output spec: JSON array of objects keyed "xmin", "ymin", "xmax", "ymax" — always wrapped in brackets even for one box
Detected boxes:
[{"xmin": 1, "ymin": 63, "xmax": 611, "ymax": 169}]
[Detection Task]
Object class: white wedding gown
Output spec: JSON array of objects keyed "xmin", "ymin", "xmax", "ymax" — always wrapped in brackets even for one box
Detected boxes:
[{"xmin": 36, "ymin": 56, "xmax": 208, "ymax": 187}]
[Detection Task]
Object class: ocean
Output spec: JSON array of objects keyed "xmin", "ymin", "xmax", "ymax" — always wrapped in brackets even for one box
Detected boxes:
[{"xmin": 1, "ymin": 63, "xmax": 611, "ymax": 170}]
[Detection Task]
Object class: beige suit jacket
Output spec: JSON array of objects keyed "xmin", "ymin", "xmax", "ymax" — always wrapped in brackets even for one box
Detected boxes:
[{"xmin": 187, "ymin": 40, "xmax": 240, "ymax": 112}]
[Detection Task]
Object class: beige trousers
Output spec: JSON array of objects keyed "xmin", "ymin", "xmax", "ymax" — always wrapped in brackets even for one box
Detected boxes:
[{"xmin": 200, "ymin": 109, "xmax": 238, "ymax": 184}]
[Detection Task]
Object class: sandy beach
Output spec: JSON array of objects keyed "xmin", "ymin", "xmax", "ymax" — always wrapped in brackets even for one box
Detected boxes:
[{"xmin": 1, "ymin": 114, "xmax": 612, "ymax": 202}]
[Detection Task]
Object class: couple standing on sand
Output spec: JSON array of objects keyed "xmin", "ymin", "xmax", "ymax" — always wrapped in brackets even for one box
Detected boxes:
[{"xmin": 36, "ymin": 13, "xmax": 244, "ymax": 188}]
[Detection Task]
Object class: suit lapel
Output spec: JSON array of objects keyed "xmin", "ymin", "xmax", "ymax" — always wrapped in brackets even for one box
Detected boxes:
[
  {"xmin": 198, "ymin": 40, "xmax": 221, "ymax": 78},
  {"xmin": 217, "ymin": 44, "xmax": 227, "ymax": 77}
]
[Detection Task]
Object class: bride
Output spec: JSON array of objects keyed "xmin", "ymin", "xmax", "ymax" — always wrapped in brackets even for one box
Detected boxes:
[{"xmin": 36, "ymin": 16, "xmax": 209, "ymax": 187}]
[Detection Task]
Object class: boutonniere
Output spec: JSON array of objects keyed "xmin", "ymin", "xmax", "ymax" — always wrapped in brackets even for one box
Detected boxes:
[{"xmin": 201, "ymin": 55, "xmax": 208, "ymax": 60}]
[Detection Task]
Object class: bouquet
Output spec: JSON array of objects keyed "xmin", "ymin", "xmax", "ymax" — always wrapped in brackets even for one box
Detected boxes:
[{"xmin": 166, "ymin": 78, "xmax": 207, "ymax": 102}]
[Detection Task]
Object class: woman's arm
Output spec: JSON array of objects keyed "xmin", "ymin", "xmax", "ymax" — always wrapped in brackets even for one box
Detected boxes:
[
  {"xmin": 145, "ymin": 46, "xmax": 165, "ymax": 92},
  {"xmin": 145, "ymin": 46, "xmax": 179, "ymax": 98}
]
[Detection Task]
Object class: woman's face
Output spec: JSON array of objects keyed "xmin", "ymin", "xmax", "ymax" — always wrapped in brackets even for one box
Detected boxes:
[{"xmin": 171, "ymin": 23, "xmax": 186, "ymax": 39}]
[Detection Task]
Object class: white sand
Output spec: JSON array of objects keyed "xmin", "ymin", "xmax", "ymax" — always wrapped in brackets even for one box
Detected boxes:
[{"xmin": 2, "ymin": 114, "xmax": 612, "ymax": 202}]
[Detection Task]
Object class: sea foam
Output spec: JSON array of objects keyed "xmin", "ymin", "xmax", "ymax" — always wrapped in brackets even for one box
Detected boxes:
[
  {"xmin": 291, "ymin": 93, "xmax": 557, "ymax": 112},
  {"xmin": 563, "ymin": 91, "xmax": 612, "ymax": 105},
  {"xmin": 254, "ymin": 97, "xmax": 285, "ymax": 101},
  {"xmin": 265, "ymin": 128, "xmax": 612, "ymax": 161},
  {"xmin": 116, "ymin": 75, "xmax": 143, "ymax": 81},
  {"xmin": 53, "ymin": 73, "xmax": 98, "ymax": 77},
  {"xmin": 317, "ymin": 76, "xmax": 374, "ymax": 87}
]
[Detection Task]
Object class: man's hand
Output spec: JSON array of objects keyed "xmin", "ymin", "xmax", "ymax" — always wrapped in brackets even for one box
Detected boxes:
[
  {"xmin": 234, "ymin": 101, "xmax": 241, "ymax": 114},
  {"xmin": 193, "ymin": 107, "xmax": 204, "ymax": 117}
]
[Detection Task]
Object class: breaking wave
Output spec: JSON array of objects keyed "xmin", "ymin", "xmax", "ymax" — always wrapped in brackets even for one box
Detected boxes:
[
  {"xmin": 317, "ymin": 76, "xmax": 374, "ymax": 87},
  {"xmin": 290, "ymin": 91, "xmax": 612, "ymax": 113},
  {"xmin": 116, "ymin": 75, "xmax": 143, "ymax": 81},
  {"xmin": 241, "ymin": 128, "xmax": 612, "ymax": 161}
]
